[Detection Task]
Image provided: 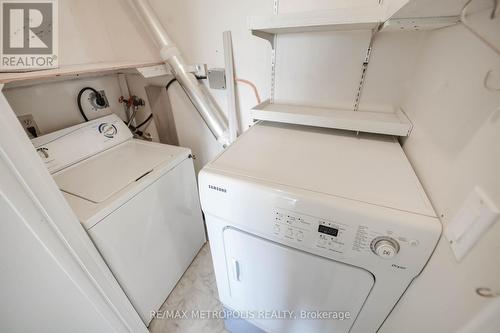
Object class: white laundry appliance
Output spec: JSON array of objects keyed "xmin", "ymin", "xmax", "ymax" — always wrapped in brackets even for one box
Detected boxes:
[
  {"xmin": 32, "ymin": 114, "xmax": 206, "ymax": 325},
  {"xmin": 199, "ymin": 122, "xmax": 442, "ymax": 333}
]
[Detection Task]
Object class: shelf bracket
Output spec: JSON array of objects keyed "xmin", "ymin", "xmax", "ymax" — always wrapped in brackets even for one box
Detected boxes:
[
  {"xmin": 252, "ymin": 30, "xmax": 275, "ymax": 48},
  {"xmin": 381, "ymin": 16, "xmax": 460, "ymax": 31}
]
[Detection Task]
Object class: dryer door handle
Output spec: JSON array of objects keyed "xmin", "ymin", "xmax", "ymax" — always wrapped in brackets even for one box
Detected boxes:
[{"xmin": 232, "ymin": 258, "xmax": 241, "ymax": 281}]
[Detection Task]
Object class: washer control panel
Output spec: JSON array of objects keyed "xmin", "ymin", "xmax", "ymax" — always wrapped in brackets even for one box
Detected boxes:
[{"xmin": 31, "ymin": 114, "xmax": 131, "ymax": 174}]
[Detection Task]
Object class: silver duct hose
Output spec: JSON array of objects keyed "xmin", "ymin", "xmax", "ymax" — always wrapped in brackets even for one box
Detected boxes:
[{"xmin": 130, "ymin": 0, "xmax": 230, "ymax": 146}]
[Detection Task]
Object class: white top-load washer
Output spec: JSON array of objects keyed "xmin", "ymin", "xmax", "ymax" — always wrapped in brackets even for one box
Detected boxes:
[
  {"xmin": 199, "ymin": 122, "xmax": 441, "ymax": 333},
  {"xmin": 32, "ymin": 114, "xmax": 206, "ymax": 325}
]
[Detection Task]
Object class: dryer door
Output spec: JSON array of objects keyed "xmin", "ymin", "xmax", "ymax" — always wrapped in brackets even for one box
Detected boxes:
[{"xmin": 223, "ymin": 227, "xmax": 374, "ymax": 333}]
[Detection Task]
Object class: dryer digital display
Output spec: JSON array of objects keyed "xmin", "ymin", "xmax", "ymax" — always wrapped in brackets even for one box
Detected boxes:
[{"xmin": 318, "ymin": 225, "xmax": 339, "ymax": 236}]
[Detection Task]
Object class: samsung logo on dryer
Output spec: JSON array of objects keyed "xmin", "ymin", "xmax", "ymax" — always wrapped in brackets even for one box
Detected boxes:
[{"xmin": 208, "ymin": 185, "xmax": 227, "ymax": 193}]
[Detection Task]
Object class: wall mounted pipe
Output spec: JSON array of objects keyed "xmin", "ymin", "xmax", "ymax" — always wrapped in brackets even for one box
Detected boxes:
[{"xmin": 129, "ymin": 0, "xmax": 230, "ymax": 146}]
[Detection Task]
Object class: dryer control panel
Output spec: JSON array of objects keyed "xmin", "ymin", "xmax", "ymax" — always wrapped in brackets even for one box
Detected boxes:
[
  {"xmin": 271, "ymin": 208, "xmax": 418, "ymax": 261},
  {"xmin": 272, "ymin": 209, "xmax": 311, "ymax": 243},
  {"xmin": 272, "ymin": 208, "xmax": 351, "ymax": 254}
]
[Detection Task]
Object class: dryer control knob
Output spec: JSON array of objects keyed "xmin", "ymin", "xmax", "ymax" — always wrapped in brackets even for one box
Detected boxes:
[{"xmin": 371, "ymin": 237, "xmax": 399, "ymax": 259}]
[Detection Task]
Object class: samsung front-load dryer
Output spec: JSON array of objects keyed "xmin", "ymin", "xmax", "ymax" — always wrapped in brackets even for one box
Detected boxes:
[
  {"xmin": 199, "ymin": 121, "xmax": 441, "ymax": 333},
  {"xmin": 32, "ymin": 114, "xmax": 206, "ymax": 325}
]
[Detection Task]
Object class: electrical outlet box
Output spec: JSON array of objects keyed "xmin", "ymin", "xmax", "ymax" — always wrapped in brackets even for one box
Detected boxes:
[
  {"xmin": 193, "ymin": 64, "xmax": 207, "ymax": 78},
  {"xmin": 17, "ymin": 114, "xmax": 40, "ymax": 139},
  {"xmin": 208, "ymin": 68, "xmax": 226, "ymax": 89},
  {"xmin": 445, "ymin": 187, "xmax": 499, "ymax": 261}
]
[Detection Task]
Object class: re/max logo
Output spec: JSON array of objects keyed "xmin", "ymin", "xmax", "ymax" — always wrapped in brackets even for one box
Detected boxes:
[{"xmin": 208, "ymin": 185, "xmax": 227, "ymax": 193}]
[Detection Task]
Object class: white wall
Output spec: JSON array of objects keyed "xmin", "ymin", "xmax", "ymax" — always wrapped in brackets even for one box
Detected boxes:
[
  {"xmin": 144, "ymin": 0, "xmax": 273, "ymax": 169},
  {"xmin": 380, "ymin": 14, "xmax": 500, "ymax": 333},
  {"xmin": 273, "ymin": 30, "xmax": 422, "ymax": 112},
  {"xmin": 148, "ymin": 2, "xmax": 500, "ymax": 332},
  {"xmin": 0, "ymin": 92, "xmax": 148, "ymax": 333},
  {"xmin": 0, "ymin": 165, "xmax": 116, "ymax": 333},
  {"xmin": 4, "ymin": 75, "xmax": 161, "ymax": 142},
  {"xmin": 3, "ymin": 0, "xmax": 163, "ymax": 138},
  {"xmin": 3, "ymin": 1, "xmax": 499, "ymax": 331},
  {"xmin": 4, "ymin": 76, "xmax": 126, "ymax": 135},
  {"xmin": 146, "ymin": 0, "xmax": 421, "ymax": 169},
  {"xmin": 4, "ymin": 0, "xmax": 420, "ymax": 171},
  {"xmin": 58, "ymin": 0, "xmax": 158, "ymax": 65}
]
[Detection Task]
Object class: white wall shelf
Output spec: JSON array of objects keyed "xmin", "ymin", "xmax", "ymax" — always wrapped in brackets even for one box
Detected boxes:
[
  {"xmin": 249, "ymin": 8, "xmax": 460, "ymax": 47},
  {"xmin": 250, "ymin": 8, "xmax": 382, "ymax": 33},
  {"xmin": 251, "ymin": 100, "xmax": 412, "ymax": 136},
  {"xmin": 247, "ymin": 1, "xmax": 449, "ymax": 136},
  {"xmin": 0, "ymin": 61, "xmax": 164, "ymax": 86},
  {"xmin": 249, "ymin": 8, "xmax": 383, "ymax": 47}
]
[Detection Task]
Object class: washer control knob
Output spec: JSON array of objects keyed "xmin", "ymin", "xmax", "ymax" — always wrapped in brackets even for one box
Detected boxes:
[
  {"xmin": 371, "ymin": 237, "xmax": 399, "ymax": 259},
  {"xmin": 98, "ymin": 123, "xmax": 117, "ymax": 138}
]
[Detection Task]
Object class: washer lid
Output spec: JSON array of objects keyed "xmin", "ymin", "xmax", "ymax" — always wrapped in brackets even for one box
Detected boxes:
[{"xmin": 54, "ymin": 140, "xmax": 187, "ymax": 203}]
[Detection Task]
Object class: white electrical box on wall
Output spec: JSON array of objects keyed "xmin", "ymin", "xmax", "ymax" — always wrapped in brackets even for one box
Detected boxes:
[{"xmin": 445, "ymin": 187, "xmax": 499, "ymax": 261}]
